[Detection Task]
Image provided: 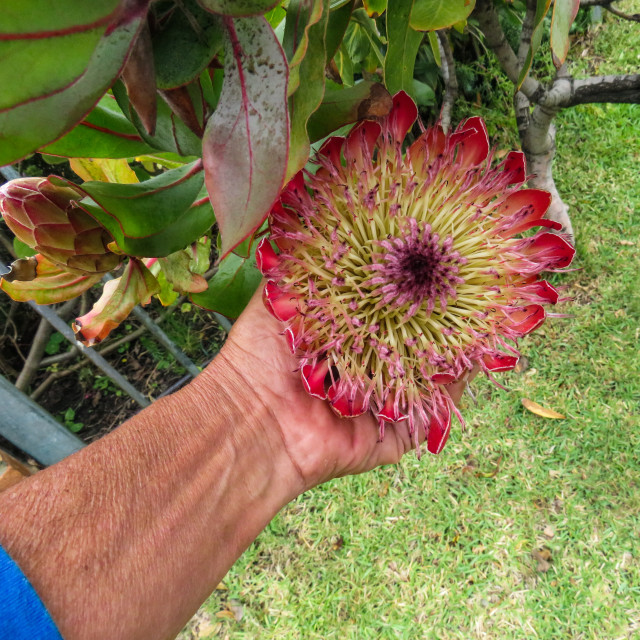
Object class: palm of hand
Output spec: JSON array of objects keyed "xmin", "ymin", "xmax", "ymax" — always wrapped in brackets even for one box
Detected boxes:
[{"xmin": 221, "ymin": 292, "xmax": 470, "ymax": 489}]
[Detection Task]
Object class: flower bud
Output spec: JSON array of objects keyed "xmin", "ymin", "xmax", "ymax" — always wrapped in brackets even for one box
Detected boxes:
[{"xmin": 0, "ymin": 177, "xmax": 120, "ymax": 274}]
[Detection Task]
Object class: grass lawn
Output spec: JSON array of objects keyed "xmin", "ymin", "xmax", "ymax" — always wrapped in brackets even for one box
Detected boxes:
[{"xmin": 183, "ymin": 6, "xmax": 640, "ymax": 639}]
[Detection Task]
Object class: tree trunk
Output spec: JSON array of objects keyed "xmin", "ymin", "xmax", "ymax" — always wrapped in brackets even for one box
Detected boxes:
[{"xmin": 514, "ymin": 92, "xmax": 575, "ymax": 243}]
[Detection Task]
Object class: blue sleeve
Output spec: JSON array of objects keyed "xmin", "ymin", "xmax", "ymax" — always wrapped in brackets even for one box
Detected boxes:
[{"xmin": 0, "ymin": 544, "xmax": 63, "ymax": 639}]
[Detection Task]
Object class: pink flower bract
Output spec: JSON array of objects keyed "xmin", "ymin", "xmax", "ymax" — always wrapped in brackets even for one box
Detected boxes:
[{"xmin": 258, "ymin": 92, "xmax": 575, "ymax": 455}]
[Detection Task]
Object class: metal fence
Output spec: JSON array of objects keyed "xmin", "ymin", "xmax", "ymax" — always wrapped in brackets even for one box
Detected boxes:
[{"xmin": 0, "ymin": 166, "xmax": 231, "ymax": 466}]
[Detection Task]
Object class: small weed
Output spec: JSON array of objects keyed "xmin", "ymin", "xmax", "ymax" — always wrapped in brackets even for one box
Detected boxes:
[{"xmin": 59, "ymin": 408, "xmax": 83, "ymax": 433}]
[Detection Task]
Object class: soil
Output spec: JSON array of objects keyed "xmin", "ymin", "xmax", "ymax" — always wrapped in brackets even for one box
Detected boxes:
[{"xmin": 0, "ymin": 288, "xmax": 227, "ymax": 463}]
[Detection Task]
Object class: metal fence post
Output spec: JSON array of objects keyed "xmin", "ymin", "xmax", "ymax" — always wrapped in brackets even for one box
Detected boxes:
[{"xmin": 0, "ymin": 375, "xmax": 86, "ymax": 466}]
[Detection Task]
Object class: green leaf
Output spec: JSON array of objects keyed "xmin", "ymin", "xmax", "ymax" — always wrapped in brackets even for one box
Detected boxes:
[
  {"xmin": 13, "ymin": 238, "xmax": 37, "ymax": 259},
  {"xmin": 307, "ymin": 81, "xmax": 392, "ymax": 142},
  {"xmin": 516, "ymin": 0, "xmax": 552, "ymax": 89},
  {"xmin": 265, "ymin": 5, "xmax": 287, "ymax": 27},
  {"xmin": 350, "ymin": 8, "xmax": 386, "ymax": 67},
  {"xmin": 45, "ymin": 332, "xmax": 65, "ymax": 356},
  {"xmin": 384, "ymin": 0, "xmax": 423, "ymax": 96},
  {"xmin": 74, "ymin": 162, "xmax": 215, "ymax": 257},
  {"xmin": 155, "ymin": 269, "xmax": 180, "ymax": 306},
  {"xmin": 203, "ymin": 17, "xmax": 289, "ymax": 258},
  {"xmin": 325, "ymin": 0, "xmax": 354, "ymax": 62},
  {"xmin": 284, "ymin": 0, "xmax": 329, "ymax": 179},
  {"xmin": 158, "ymin": 246, "xmax": 208, "ymax": 294},
  {"xmin": 190, "ymin": 250, "xmax": 261, "ymax": 318},
  {"xmin": 284, "ymin": 0, "xmax": 326, "ymax": 96},
  {"xmin": 0, "ymin": 254, "xmax": 102, "ymax": 304},
  {"xmin": 334, "ymin": 42, "xmax": 355, "ymax": 86},
  {"xmin": 196, "ymin": 0, "xmax": 281, "ymax": 16},
  {"xmin": 40, "ymin": 94, "xmax": 155, "ymax": 159},
  {"xmin": 112, "ymin": 80, "xmax": 203, "ymax": 158},
  {"xmin": 0, "ymin": 0, "xmax": 120, "ymax": 34},
  {"xmin": 0, "ymin": 3, "xmax": 145, "ymax": 165},
  {"xmin": 550, "ymin": 0, "xmax": 580, "ymax": 67},
  {"xmin": 362, "ymin": 0, "xmax": 387, "ymax": 18},
  {"xmin": 152, "ymin": 0, "xmax": 224, "ymax": 89},
  {"xmin": 0, "ymin": 30, "xmax": 104, "ymax": 112},
  {"xmin": 413, "ymin": 78, "xmax": 436, "ymax": 106},
  {"xmin": 427, "ymin": 30, "xmax": 441, "ymax": 67},
  {"xmin": 409, "ymin": 0, "xmax": 475, "ymax": 31}
]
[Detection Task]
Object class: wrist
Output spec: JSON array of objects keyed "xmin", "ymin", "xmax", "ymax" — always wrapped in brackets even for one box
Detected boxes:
[{"xmin": 186, "ymin": 347, "xmax": 307, "ymax": 504}]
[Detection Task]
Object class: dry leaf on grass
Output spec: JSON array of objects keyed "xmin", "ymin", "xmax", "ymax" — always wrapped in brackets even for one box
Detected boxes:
[
  {"xmin": 522, "ymin": 398, "xmax": 566, "ymax": 419},
  {"xmin": 532, "ymin": 547, "xmax": 553, "ymax": 572}
]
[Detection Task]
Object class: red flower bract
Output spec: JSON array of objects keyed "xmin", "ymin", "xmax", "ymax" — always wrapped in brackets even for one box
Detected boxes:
[{"xmin": 258, "ymin": 92, "xmax": 575, "ymax": 455}]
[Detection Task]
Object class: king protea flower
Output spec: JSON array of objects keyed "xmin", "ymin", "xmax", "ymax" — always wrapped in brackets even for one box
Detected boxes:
[{"xmin": 257, "ymin": 92, "xmax": 575, "ymax": 455}]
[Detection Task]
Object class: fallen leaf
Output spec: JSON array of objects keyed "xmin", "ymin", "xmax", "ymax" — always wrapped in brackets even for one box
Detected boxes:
[
  {"xmin": 514, "ymin": 355, "xmax": 530, "ymax": 374},
  {"xmin": 532, "ymin": 547, "xmax": 553, "ymax": 572},
  {"xmin": 0, "ymin": 467, "xmax": 27, "ymax": 492},
  {"xmin": 228, "ymin": 599, "xmax": 244, "ymax": 622},
  {"xmin": 543, "ymin": 525, "xmax": 555, "ymax": 539},
  {"xmin": 215, "ymin": 610, "xmax": 236, "ymax": 620},
  {"xmin": 619, "ymin": 240, "xmax": 635, "ymax": 246},
  {"xmin": 522, "ymin": 398, "xmax": 566, "ymax": 419}
]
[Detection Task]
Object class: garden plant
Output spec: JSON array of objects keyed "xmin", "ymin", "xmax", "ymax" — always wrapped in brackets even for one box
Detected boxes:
[{"xmin": 0, "ymin": 0, "xmax": 639, "ymax": 635}]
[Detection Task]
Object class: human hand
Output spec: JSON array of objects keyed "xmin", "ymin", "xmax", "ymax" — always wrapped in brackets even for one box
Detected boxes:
[{"xmin": 209, "ymin": 289, "xmax": 477, "ymax": 490}]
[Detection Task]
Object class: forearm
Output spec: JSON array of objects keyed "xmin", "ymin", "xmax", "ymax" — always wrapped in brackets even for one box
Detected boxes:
[{"xmin": 0, "ymin": 353, "xmax": 303, "ymax": 640}]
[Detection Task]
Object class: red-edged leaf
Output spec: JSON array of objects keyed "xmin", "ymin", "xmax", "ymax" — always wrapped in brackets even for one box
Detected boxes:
[
  {"xmin": 73, "ymin": 258, "xmax": 159, "ymax": 346},
  {"xmin": 70, "ymin": 161, "xmax": 214, "ymax": 257},
  {"xmin": 0, "ymin": 1, "xmax": 148, "ymax": 165},
  {"xmin": 121, "ymin": 21, "xmax": 157, "ymax": 135},
  {"xmin": 111, "ymin": 78, "xmax": 203, "ymax": 158},
  {"xmin": 197, "ymin": 0, "xmax": 281, "ymax": 17},
  {"xmin": 1, "ymin": 254, "xmax": 102, "ymax": 304},
  {"xmin": 203, "ymin": 16, "xmax": 289, "ymax": 258},
  {"xmin": 152, "ymin": 0, "xmax": 224, "ymax": 90},
  {"xmin": 40, "ymin": 94, "xmax": 155, "ymax": 159},
  {"xmin": 550, "ymin": 0, "xmax": 580, "ymax": 67}
]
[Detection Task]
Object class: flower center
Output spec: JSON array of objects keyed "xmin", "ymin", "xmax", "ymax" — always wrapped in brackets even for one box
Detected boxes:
[{"xmin": 366, "ymin": 218, "xmax": 466, "ymax": 318}]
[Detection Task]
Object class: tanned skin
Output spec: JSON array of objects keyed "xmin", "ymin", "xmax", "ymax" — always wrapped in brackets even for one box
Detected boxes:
[{"xmin": 0, "ymin": 292, "xmax": 473, "ymax": 640}]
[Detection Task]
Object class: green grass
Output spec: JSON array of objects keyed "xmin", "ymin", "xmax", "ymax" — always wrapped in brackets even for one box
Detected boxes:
[{"xmin": 185, "ymin": 8, "xmax": 640, "ymax": 639}]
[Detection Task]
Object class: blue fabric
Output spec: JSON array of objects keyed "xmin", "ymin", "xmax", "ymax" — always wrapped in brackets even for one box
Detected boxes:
[{"xmin": 0, "ymin": 544, "xmax": 63, "ymax": 639}]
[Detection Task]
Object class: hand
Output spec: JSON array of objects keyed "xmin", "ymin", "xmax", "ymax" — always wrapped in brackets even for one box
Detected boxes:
[{"xmin": 212, "ymin": 289, "xmax": 477, "ymax": 490}]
